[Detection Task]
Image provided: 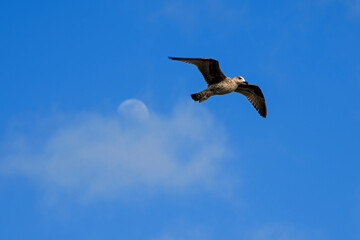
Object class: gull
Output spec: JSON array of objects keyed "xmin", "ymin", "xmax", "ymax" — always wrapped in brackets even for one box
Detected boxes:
[{"xmin": 169, "ymin": 57, "xmax": 267, "ymax": 118}]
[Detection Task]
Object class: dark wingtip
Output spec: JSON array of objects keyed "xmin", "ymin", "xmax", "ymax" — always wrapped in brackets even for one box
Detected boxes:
[
  {"xmin": 168, "ymin": 56, "xmax": 176, "ymax": 60},
  {"xmin": 191, "ymin": 93, "xmax": 199, "ymax": 101},
  {"xmin": 260, "ymin": 109, "xmax": 267, "ymax": 118},
  {"xmin": 257, "ymin": 110, "xmax": 266, "ymax": 118}
]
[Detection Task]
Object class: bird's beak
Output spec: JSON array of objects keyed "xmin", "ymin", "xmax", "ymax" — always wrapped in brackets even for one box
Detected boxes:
[{"xmin": 243, "ymin": 81, "xmax": 248, "ymax": 85}]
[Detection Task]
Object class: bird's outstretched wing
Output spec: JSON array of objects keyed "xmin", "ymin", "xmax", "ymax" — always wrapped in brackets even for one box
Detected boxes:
[
  {"xmin": 235, "ymin": 84, "xmax": 267, "ymax": 118},
  {"xmin": 169, "ymin": 57, "xmax": 227, "ymax": 85}
]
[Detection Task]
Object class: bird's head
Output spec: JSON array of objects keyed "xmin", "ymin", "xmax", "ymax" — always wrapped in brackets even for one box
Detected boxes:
[{"xmin": 235, "ymin": 76, "xmax": 248, "ymax": 85}]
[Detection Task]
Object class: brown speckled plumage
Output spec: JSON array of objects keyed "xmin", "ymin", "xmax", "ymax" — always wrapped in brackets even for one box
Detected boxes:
[{"xmin": 169, "ymin": 57, "xmax": 267, "ymax": 118}]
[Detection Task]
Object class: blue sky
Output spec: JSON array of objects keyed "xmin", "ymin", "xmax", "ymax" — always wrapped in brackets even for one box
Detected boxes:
[{"xmin": 0, "ymin": 0, "xmax": 359, "ymax": 239}]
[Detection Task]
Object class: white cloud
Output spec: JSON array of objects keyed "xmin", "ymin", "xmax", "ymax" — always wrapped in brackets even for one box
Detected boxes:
[{"xmin": 1, "ymin": 99, "xmax": 230, "ymax": 201}]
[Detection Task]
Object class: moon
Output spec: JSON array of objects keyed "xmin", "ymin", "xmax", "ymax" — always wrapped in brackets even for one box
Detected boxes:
[{"xmin": 117, "ymin": 99, "xmax": 149, "ymax": 121}]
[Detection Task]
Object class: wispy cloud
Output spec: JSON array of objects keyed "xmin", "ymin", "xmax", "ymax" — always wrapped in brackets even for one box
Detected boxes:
[
  {"xmin": 152, "ymin": 227, "xmax": 210, "ymax": 240},
  {"xmin": 317, "ymin": 0, "xmax": 360, "ymax": 17},
  {"xmin": 151, "ymin": 222, "xmax": 316, "ymax": 240},
  {"xmin": 150, "ymin": 220, "xmax": 213, "ymax": 240},
  {"xmin": 149, "ymin": 0, "xmax": 245, "ymax": 33},
  {"xmin": 1, "ymin": 99, "xmax": 230, "ymax": 202},
  {"xmin": 249, "ymin": 223, "xmax": 313, "ymax": 240},
  {"xmin": 347, "ymin": 0, "xmax": 360, "ymax": 16}
]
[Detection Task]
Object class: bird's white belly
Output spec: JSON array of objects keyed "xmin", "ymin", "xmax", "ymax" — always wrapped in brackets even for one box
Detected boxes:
[{"xmin": 208, "ymin": 80, "xmax": 238, "ymax": 95}]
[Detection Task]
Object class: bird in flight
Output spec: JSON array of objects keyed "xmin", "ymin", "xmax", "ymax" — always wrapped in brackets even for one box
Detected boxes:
[{"xmin": 169, "ymin": 57, "xmax": 267, "ymax": 118}]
